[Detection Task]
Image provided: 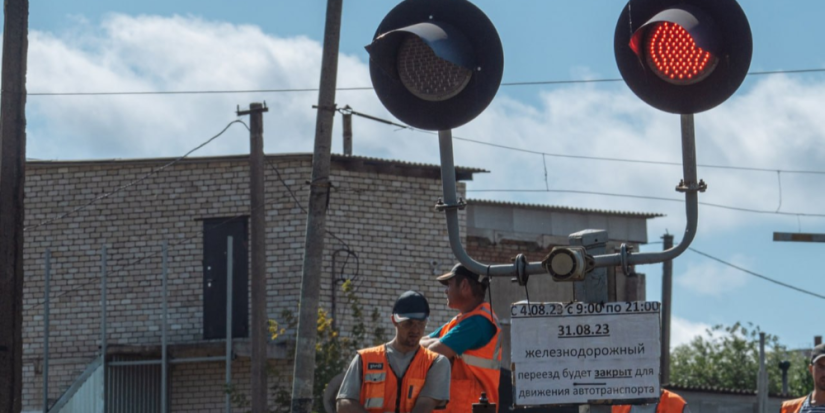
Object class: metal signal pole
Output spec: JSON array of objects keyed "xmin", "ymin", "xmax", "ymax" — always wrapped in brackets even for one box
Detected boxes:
[
  {"xmin": 0, "ymin": 0, "xmax": 29, "ymax": 411},
  {"xmin": 237, "ymin": 102, "xmax": 270, "ymax": 413},
  {"xmin": 660, "ymin": 233, "xmax": 674, "ymax": 385},
  {"xmin": 291, "ymin": 0, "xmax": 343, "ymax": 412}
]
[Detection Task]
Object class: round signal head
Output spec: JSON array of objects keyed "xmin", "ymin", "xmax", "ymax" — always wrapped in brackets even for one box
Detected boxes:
[
  {"xmin": 614, "ymin": 0, "xmax": 752, "ymax": 114},
  {"xmin": 366, "ymin": 0, "xmax": 504, "ymax": 131}
]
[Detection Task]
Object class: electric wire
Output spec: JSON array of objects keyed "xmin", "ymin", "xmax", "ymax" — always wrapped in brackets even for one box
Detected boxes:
[
  {"xmin": 264, "ymin": 156, "xmax": 354, "ymax": 251},
  {"xmin": 24, "ymin": 120, "xmax": 250, "ymax": 232},
  {"xmin": 28, "ymin": 154, "xmax": 361, "ymax": 311},
  {"xmin": 688, "ymin": 247, "xmax": 825, "ymax": 301},
  {"xmin": 465, "ymin": 188, "xmax": 825, "ymax": 218},
  {"xmin": 542, "ymin": 154, "xmax": 549, "ymax": 191},
  {"xmin": 344, "ymin": 107, "xmax": 825, "ymax": 176},
  {"xmin": 775, "ymin": 171, "xmax": 783, "ymax": 213},
  {"xmin": 25, "ymin": 67, "xmax": 825, "ymax": 97},
  {"xmin": 339, "ymin": 107, "xmax": 825, "ymax": 218},
  {"xmin": 27, "ymin": 147, "xmax": 360, "ymax": 311}
]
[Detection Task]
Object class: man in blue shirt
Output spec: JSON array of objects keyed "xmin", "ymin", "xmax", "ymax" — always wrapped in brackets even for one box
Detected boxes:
[{"xmin": 420, "ymin": 264, "xmax": 501, "ymax": 413}]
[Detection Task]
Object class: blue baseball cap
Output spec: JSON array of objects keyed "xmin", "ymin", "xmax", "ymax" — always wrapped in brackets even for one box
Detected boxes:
[{"xmin": 392, "ymin": 290, "xmax": 430, "ymax": 322}]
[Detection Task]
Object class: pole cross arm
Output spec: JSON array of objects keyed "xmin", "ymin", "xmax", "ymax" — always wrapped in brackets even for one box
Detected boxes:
[{"xmin": 237, "ymin": 102, "xmax": 270, "ymax": 116}]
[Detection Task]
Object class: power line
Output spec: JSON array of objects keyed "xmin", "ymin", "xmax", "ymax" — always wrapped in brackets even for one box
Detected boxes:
[
  {"xmin": 28, "ymin": 86, "xmax": 374, "ymax": 96},
  {"xmin": 450, "ymin": 136, "xmax": 825, "ymax": 175},
  {"xmin": 24, "ymin": 119, "xmax": 249, "ymax": 232},
  {"xmin": 688, "ymin": 247, "xmax": 825, "ymax": 301},
  {"xmin": 500, "ymin": 68, "xmax": 825, "ymax": 87},
  {"xmin": 26, "ymin": 67, "xmax": 825, "ymax": 97},
  {"xmin": 264, "ymin": 156, "xmax": 354, "ymax": 251},
  {"xmin": 26, "ymin": 147, "xmax": 364, "ymax": 311},
  {"xmin": 342, "ymin": 107, "xmax": 825, "ymax": 218},
  {"xmin": 466, "ymin": 188, "xmax": 825, "ymax": 218},
  {"xmin": 26, "ymin": 155, "xmax": 358, "ymax": 311},
  {"xmin": 344, "ymin": 107, "xmax": 825, "ymax": 176}
]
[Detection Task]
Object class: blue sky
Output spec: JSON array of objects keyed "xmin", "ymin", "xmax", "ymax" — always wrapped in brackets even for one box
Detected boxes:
[{"xmin": 16, "ymin": 0, "xmax": 824, "ymax": 352}]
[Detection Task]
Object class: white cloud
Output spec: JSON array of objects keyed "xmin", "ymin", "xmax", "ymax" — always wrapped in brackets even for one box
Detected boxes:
[
  {"xmin": 25, "ymin": 14, "xmax": 386, "ymax": 161},
  {"xmin": 670, "ymin": 316, "xmax": 711, "ymax": 348},
  {"xmin": 675, "ymin": 253, "xmax": 749, "ymax": 296},
  {"xmin": 20, "ymin": 14, "xmax": 825, "ymax": 238}
]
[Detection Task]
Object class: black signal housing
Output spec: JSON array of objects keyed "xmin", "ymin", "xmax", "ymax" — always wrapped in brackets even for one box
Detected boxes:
[
  {"xmin": 366, "ymin": 0, "xmax": 504, "ymax": 130},
  {"xmin": 614, "ymin": 0, "xmax": 752, "ymax": 114}
]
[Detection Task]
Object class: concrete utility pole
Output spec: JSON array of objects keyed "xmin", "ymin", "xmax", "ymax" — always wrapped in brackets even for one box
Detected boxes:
[
  {"xmin": 342, "ymin": 105, "xmax": 353, "ymax": 156},
  {"xmin": 660, "ymin": 233, "xmax": 674, "ymax": 384},
  {"xmin": 757, "ymin": 332, "xmax": 768, "ymax": 413},
  {"xmin": 0, "ymin": 0, "xmax": 29, "ymax": 411},
  {"xmin": 291, "ymin": 0, "xmax": 343, "ymax": 412},
  {"xmin": 237, "ymin": 102, "xmax": 270, "ymax": 413}
]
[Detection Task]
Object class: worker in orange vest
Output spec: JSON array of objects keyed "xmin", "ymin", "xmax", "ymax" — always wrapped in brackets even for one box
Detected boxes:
[
  {"xmin": 420, "ymin": 264, "xmax": 501, "ymax": 413},
  {"xmin": 780, "ymin": 343, "xmax": 825, "ymax": 413},
  {"xmin": 612, "ymin": 389, "xmax": 691, "ymax": 413},
  {"xmin": 337, "ymin": 291, "xmax": 451, "ymax": 413}
]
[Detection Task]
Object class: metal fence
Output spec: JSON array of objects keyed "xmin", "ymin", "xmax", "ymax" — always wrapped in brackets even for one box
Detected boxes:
[{"xmin": 43, "ymin": 238, "xmax": 236, "ymax": 413}]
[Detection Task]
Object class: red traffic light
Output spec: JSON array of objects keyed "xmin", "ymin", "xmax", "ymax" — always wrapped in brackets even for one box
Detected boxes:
[
  {"xmin": 615, "ymin": 0, "xmax": 752, "ymax": 114},
  {"xmin": 643, "ymin": 22, "xmax": 717, "ymax": 85}
]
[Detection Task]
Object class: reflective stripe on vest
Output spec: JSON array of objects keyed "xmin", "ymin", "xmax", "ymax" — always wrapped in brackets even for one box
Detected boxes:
[
  {"xmin": 364, "ymin": 398, "xmax": 385, "ymax": 409},
  {"xmin": 358, "ymin": 344, "xmax": 440, "ymax": 413},
  {"xmin": 365, "ymin": 372, "xmax": 387, "ymax": 382},
  {"xmin": 460, "ymin": 353, "xmax": 501, "ymax": 370},
  {"xmin": 780, "ymin": 396, "xmax": 806, "ymax": 413},
  {"xmin": 439, "ymin": 302, "xmax": 501, "ymax": 413}
]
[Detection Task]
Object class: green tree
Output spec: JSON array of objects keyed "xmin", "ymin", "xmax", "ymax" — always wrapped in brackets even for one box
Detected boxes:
[
  {"xmin": 263, "ymin": 279, "xmax": 386, "ymax": 413},
  {"xmin": 670, "ymin": 322, "xmax": 812, "ymax": 397}
]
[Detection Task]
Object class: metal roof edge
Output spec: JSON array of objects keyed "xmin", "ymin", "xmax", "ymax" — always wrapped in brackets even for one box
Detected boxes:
[
  {"xmin": 25, "ymin": 152, "xmax": 488, "ymax": 176},
  {"xmin": 466, "ymin": 198, "xmax": 664, "ymax": 219}
]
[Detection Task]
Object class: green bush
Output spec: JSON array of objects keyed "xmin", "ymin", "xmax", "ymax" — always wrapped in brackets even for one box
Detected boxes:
[
  {"xmin": 238, "ymin": 279, "xmax": 386, "ymax": 413},
  {"xmin": 670, "ymin": 322, "xmax": 813, "ymax": 397}
]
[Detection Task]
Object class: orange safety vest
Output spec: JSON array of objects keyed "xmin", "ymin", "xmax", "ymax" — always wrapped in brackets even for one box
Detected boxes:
[
  {"xmin": 359, "ymin": 344, "xmax": 441, "ymax": 413},
  {"xmin": 611, "ymin": 389, "xmax": 688, "ymax": 413},
  {"xmin": 437, "ymin": 302, "xmax": 501, "ymax": 413},
  {"xmin": 780, "ymin": 396, "xmax": 806, "ymax": 413}
]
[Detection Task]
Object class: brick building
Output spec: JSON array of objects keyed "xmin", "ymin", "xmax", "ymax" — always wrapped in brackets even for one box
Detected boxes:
[{"xmin": 21, "ymin": 153, "xmax": 659, "ymax": 413}]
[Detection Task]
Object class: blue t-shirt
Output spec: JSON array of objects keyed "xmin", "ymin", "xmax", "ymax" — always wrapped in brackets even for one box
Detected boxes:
[{"xmin": 428, "ymin": 315, "xmax": 496, "ymax": 355}]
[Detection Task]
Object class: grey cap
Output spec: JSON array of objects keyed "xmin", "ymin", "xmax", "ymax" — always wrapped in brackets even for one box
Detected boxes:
[{"xmin": 436, "ymin": 264, "xmax": 480, "ymax": 285}]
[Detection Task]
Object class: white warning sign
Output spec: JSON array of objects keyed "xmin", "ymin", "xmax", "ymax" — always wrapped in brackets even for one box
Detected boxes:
[{"xmin": 510, "ymin": 301, "xmax": 661, "ymax": 406}]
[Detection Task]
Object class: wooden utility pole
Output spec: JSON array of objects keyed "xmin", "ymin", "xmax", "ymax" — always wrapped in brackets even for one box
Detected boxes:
[
  {"xmin": 291, "ymin": 0, "xmax": 343, "ymax": 412},
  {"xmin": 660, "ymin": 233, "xmax": 674, "ymax": 384},
  {"xmin": 237, "ymin": 102, "xmax": 270, "ymax": 413},
  {"xmin": 0, "ymin": 0, "xmax": 29, "ymax": 411}
]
